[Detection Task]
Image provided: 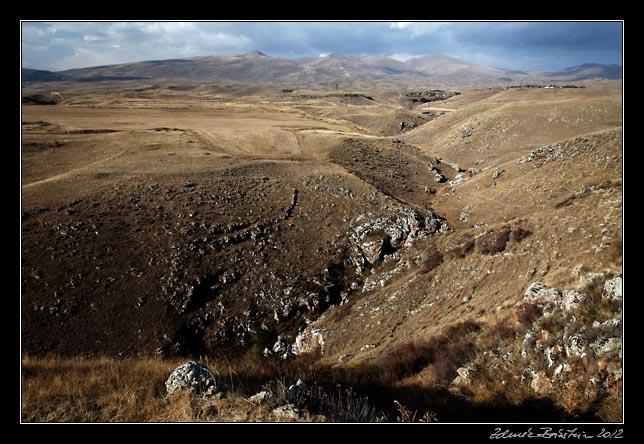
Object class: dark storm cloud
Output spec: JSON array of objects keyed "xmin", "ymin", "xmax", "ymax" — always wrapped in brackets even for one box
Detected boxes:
[{"xmin": 21, "ymin": 21, "xmax": 622, "ymax": 72}]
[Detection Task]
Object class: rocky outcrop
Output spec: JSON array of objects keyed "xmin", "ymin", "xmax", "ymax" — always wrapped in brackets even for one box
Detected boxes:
[
  {"xmin": 349, "ymin": 207, "xmax": 446, "ymax": 267},
  {"xmin": 428, "ymin": 165, "xmax": 447, "ymax": 183},
  {"xmin": 264, "ymin": 335, "xmax": 292, "ymax": 360},
  {"xmin": 361, "ymin": 239, "xmax": 387, "ymax": 265},
  {"xmin": 516, "ymin": 278, "xmax": 621, "ymax": 394},
  {"xmin": 165, "ymin": 361, "xmax": 225, "ymax": 398},
  {"xmin": 517, "ymin": 135, "xmax": 604, "ymax": 166},
  {"xmin": 459, "ymin": 205, "xmax": 473, "ymax": 222},
  {"xmin": 458, "ymin": 275, "xmax": 622, "ymax": 400},
  {"xmin": 516, "ymin": 282, "xmax": 588, "ymax": 322}
]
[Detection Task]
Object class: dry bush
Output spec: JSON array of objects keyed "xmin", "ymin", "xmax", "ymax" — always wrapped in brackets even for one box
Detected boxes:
[
  {"xmin": 420, "ymin": 248, "xmax": 444, "ymax": 274},
  {"xmin": 488, "ymin": 319, "xmax": 518, "ymax": 341},
  {"xmin": 364, "ymin": 321, "xmax": 482, "ymax": 387},
  {"xmin": 445, "ymin": 235, "xmax": 475, "ymax": 259},
  {"xmin": 514, "ymin": 302, "xmax": 543, "ymax": 328},
  {"xmin": 510, "ymin": 227, "xmax": 532, "ymax": 243},
  {"xmin": 476, "ymin": 228, "xmax": 511, "ymax": 255}
]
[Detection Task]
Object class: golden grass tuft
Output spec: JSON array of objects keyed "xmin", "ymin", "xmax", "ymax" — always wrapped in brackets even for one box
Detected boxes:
[{"xmin": 21, "ymin": 355, "xmax": 179, "ymax": 422}]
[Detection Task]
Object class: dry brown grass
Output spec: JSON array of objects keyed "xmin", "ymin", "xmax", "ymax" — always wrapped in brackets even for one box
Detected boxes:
[
  {"xmin": 22, "ymin": 310, "xmax": 621, "ymax": 423},
  {"xmin": 21, "ymin": 355, "xmax": 276, "ymax": 422},
  {"xmin": 21, "ymin": 355, "xmax": 375, "ymax": 422},
  {"xmin": 22, "ymin": 355, "xmax": 179, "ymax": 422}
]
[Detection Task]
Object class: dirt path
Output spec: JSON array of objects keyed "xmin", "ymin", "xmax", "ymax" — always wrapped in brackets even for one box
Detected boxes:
[{"xmin": 22, "ymin": 151, "xmax": 126, "ymax": 189}]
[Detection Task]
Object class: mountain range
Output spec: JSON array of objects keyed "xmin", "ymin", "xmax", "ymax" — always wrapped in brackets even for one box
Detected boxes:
[{"xmin": 22, "ymin": 51, "xmax": 622, "ymax": 87}]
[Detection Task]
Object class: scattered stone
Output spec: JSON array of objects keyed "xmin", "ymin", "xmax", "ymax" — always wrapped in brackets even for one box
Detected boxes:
[
  {"xmin": 273, "ymin": 404, "xmax": 306, "ymax": 420},
  {"xmin": 249, "ymin": 389, "xmax": 273, "ymax": 404},
  {"xmin": 602, "ymin": 275, "xmax": 622, "ymax": 302},
  {"xmin": 459, "ymin": 205, "xmax": 473, "ymax": 222},
  {"xmin": 492, "ymin": 169, "xmax": 505, "ymax": 180},
  {"xmin": 448, "ymin": 174, "xmax": 468, "ymax": 186},
  {"xmin": 452, "ymin": 365, "xmax": 474, "ymax": 386}
]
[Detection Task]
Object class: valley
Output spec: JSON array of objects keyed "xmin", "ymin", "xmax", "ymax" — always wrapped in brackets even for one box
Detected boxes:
[{"xmin": 21, "ymin": 75, "xmax": 622, "ymax": 422}]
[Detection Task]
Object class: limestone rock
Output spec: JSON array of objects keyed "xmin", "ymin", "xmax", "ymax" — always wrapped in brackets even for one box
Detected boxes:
[
  {"xmin": 530, "ymin": 370, "xmax": 553, "ymax": 395},
  {"xmin": 249, "ymin": 389, "xmax": 273, "ymax": 404},
  {"xmin": 165, "ymin": 361, "xmax": 224, "ymax": 397},
  {"xmin": 361, "ymin": 239, "xmax": 385, "ymax": 265},
  {"xmin": 602, "ymin": 275, "xmax": 622, "ymax": 302},
  {"xmin": 292, "ymin": 328, "xmax": 325, "ymax": 355},
  {"xmin": 523, "ymin": 282, "xmax": 562, "ymax": 306},
  {"xmin": 561, "ymin": 290, "xmax": 586, "ymax": 311},
  {"xmin": 448, "ymin": 173, "xmax": 468, "ymax": 186},
  {"xmin": 270, "ymin": 335, "xmax": 292, "ymax": 360}
]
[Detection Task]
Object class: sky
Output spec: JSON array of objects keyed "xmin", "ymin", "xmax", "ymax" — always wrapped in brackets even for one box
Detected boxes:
[{"xmin": 21, "ymin": 21, "xmax": 623, "ymax": 72}]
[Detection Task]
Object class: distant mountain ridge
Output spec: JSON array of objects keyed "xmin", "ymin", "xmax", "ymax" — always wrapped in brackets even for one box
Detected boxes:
[{"xmin": 22, "ymin": 52, "xmax": 622, "ymax": 87}]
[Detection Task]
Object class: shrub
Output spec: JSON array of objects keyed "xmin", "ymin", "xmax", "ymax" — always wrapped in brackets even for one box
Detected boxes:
[
  {"xmin": 245, "ymin": 328, "xmax": 277, "ymax": 363},
  {"xmin": 445, "ymin": 235, "xmax": 475, "ymax": 259},
  {"xmin": 476, "ymin": 228, "xmax": 511, "ymax": 255},
  {"xmin": 510, "ymin": 227, "xmax": 532, "ymax": 243},
  {"xmin": 420, "ymin": 248, "xmax": 444, "ymax": 274}
]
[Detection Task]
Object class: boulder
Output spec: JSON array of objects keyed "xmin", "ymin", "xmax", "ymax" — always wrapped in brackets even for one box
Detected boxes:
[
  {"xmin": 165, "ymin": 361, "xmax": 224, "ymax": 397},
  {"xmin": 523, "ymin": 282, "xmax": 561, "ymax": 305},
  {"xmin": 591, "ymin": 337, "xmax": 622, "ymax": 360},
  {"xmin": 566, "ymin": 333, "xmax": 585, "ymax": 358},
  {"xmin": 292, "ymin": 328, "xmax": 325, "ymax": 355}
]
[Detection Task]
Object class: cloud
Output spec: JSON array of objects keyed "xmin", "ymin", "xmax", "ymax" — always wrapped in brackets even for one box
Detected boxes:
[
  {"xmin": 388, "ymin": 52, "xmax": 424, "ymax": 62},
  {"xmin": 389, "ymin": 21, "xmax": 451, "ymax": 37},
  {"xmin": 21, "ymin": 21, "xmax": 623, "ymax": 72},
  {"xmin": 23, "ymin": 22, "xmax": 255, "ymax": 70},
  {"xmin": 83, "ymin": 34, "xmax": 102, "ymax": 42}
]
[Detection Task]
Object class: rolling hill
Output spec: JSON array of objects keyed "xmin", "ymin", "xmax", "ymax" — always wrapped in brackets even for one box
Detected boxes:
[{"xmin": 22, "ymin": 52, "xmax": 622, "ymax": 87}]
